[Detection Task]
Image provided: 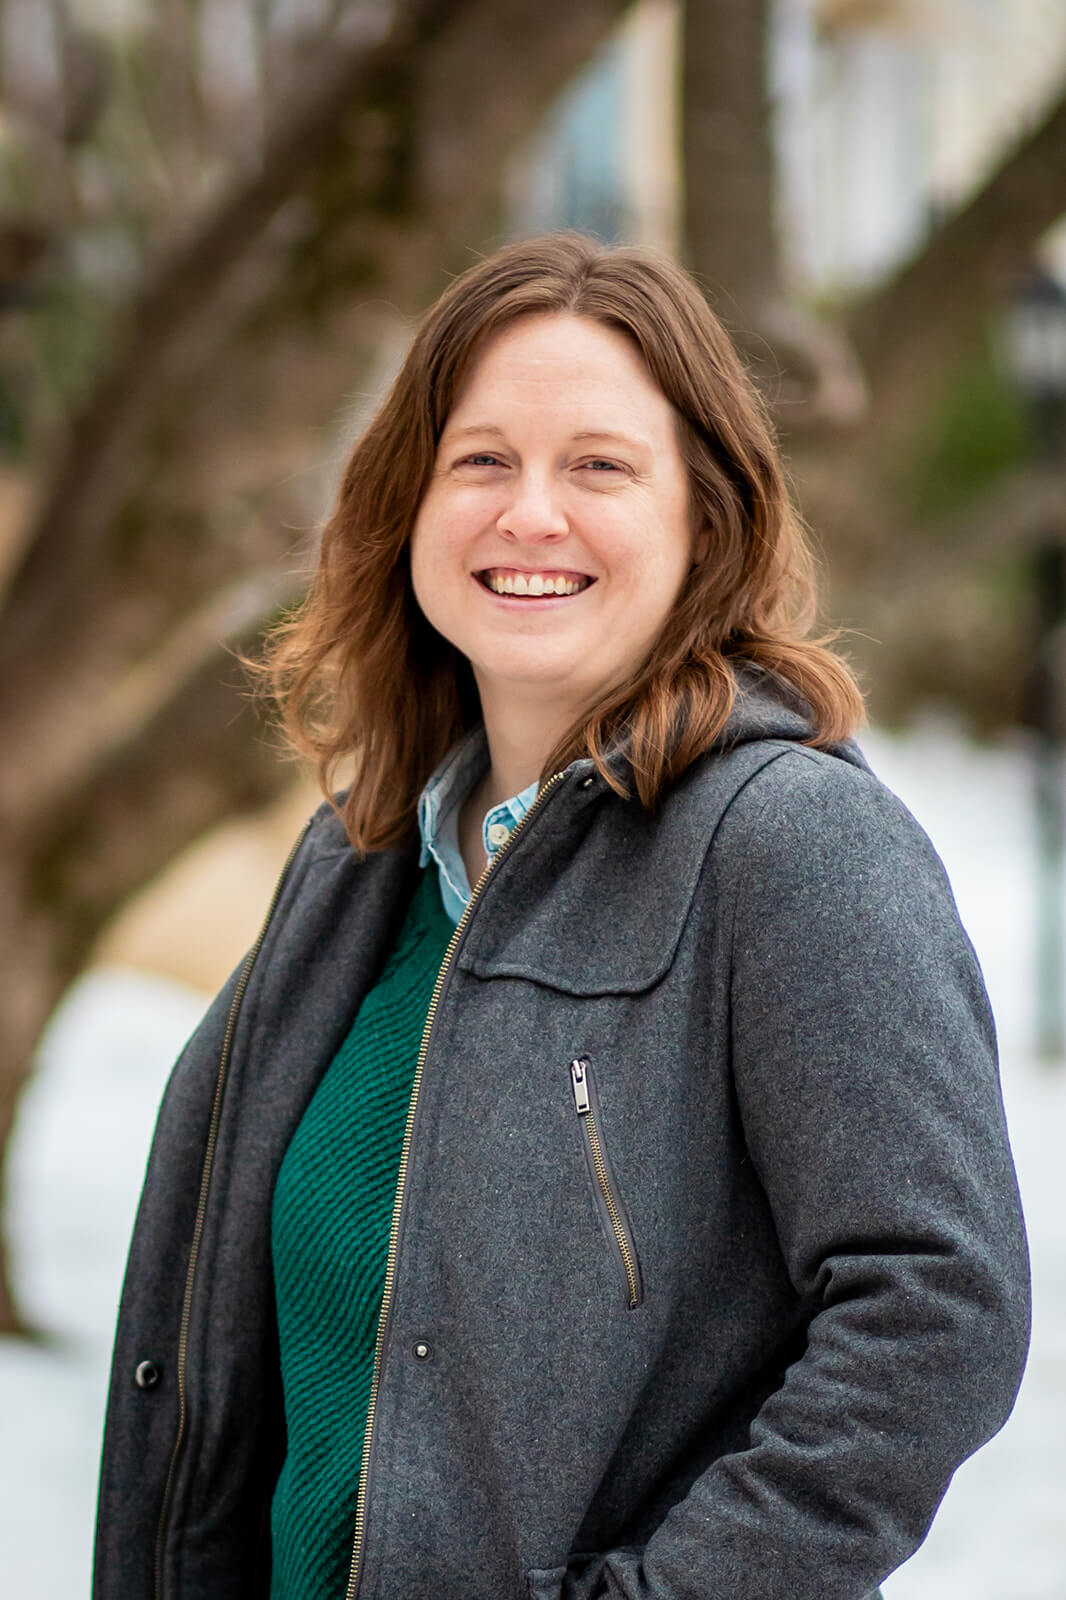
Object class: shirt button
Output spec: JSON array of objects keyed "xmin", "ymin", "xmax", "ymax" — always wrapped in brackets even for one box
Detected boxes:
[{"xmin": 486, "ymin": 821, "xmax": 511, "ymax": 849}]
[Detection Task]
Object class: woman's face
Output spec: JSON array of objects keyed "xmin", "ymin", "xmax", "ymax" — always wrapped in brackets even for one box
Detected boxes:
[{"xmin": 410, "ymin": 312, "xmax": 696, "ymax": 731}]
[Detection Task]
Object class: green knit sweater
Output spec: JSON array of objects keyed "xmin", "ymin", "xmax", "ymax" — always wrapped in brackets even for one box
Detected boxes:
[{"xmin": 270, "ymin": 867, "xmax": 454, "ymax": 1600}]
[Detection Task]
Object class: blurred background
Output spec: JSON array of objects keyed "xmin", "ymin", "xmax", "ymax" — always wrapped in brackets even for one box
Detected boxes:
[{"xmin": 1, "ymin": 0, "xmax": 1064, "ymax": 1593}]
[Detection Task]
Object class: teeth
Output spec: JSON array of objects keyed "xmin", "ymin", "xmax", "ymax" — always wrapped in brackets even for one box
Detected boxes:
[{"xmin": 483, "ymin": 572, "xmax": 589, "ymax": 597}]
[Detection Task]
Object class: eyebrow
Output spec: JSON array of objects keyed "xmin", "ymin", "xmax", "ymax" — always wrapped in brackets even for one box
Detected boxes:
[
  {"xmin": 570, "ymin": 430, "xmax": 647, "ymax": 451},
  {"xmin": 444, "ymin": 423, "xmax": 648, "ymax": 451}
]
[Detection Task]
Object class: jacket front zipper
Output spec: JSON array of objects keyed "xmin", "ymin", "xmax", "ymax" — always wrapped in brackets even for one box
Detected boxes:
[
  {"xmin": 569, "ymin": 1057, "xmax": 644, "ymax": 1310},
  {"xmin": 152, "ymin": 819, "xmax": 312, "ymax": 1600},
  {"xmin": 344, "ymin": 768, "xmax": 572, "ymax": 1600}
]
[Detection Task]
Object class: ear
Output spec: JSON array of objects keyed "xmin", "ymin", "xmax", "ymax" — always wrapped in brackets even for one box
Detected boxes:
[{"xmin": 691, "ymin": 523, "xmax": 711, "ymax": 567}]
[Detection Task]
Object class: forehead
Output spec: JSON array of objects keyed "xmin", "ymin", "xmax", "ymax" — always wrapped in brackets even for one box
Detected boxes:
[{"xmin": 445, "ymin": 313, "xmax": 674, "ymax": 433}]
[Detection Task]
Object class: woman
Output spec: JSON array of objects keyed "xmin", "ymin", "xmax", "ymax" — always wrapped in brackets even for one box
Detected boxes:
[{"xmin": 94, "ymin": 233, "xmax": 1029, "ymax": 1600}]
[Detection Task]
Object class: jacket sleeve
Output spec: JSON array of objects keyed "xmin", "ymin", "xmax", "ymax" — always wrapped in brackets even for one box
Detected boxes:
[{"xmin": 583, "ymin": 750, "xmax": 1030, "ymax": 1600}]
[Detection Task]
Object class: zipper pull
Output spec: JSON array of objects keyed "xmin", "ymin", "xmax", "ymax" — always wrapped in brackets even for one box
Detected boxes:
[{"xmin": 570, "ymin": 1057, "xmax": 591, "ymax": 1115}]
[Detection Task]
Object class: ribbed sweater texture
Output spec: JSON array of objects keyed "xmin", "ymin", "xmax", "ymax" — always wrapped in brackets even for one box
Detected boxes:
[{"xmin": 270, "ymin": 867, "xmax": 454, "ymax": 1600}]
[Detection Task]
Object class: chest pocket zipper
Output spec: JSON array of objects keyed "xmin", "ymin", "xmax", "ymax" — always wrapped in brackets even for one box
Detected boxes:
[{"xmin": 569, "ymin": 1057, "xmax": 644, "ymax": 1309}]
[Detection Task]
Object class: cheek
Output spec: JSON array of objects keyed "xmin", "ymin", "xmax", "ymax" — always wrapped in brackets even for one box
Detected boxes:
[
  {"xmin": 622, "ymin": 512, "xmax": 693, "ymax": 597},
  {"xmin": 408, "ymin": 517, "xmax": 442, "ymax": 623},
  {"xmin": 409, "ymin": 514, "xmax": 476, "ymax": 646},
  {"xmin": 621, "ymin": 528, "xmax": 692, "ymax": 643},
  {"xmin": 411, "ymin": 497, "xmax": 448, "ymax": 564},
  {"xmin": 410, "ymin": 497, "xmax": 469, "ymax": 574}
]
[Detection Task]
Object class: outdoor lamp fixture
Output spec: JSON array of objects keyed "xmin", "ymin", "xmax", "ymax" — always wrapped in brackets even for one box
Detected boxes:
[{"xmin": 1002, "ymin": 265, "xmax": 1066, "ymax": 1064}]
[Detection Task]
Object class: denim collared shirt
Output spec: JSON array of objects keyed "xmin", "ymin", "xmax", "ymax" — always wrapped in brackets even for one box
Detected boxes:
[{"xmin": 417, "ymin": 727, "xmax": 540, "ymax": 926}]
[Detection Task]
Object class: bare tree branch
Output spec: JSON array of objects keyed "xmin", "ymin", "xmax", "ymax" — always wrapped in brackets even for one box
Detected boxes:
[
  {"xmin": 0, "ymin": 0, "xmax": 410, "ymax": 647},
  {"xmin": 880, "ymin": 467, "xmax": 1066, "ymax": 596},
  {"xmin": 0, "ymin": 0, "xmax": 632, "ymax": 826},
  {"xmin": 848, "ymin": 86, "xmax": 1066, "ymax": 432}
]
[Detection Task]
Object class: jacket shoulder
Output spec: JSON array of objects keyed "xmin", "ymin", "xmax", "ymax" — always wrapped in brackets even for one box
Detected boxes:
[
  {"xmin": 709, "ymin": 744, "xmax": 988, "ymax": 1045},
  {"xmin": 708, "ymin": 741, "xmax": 951, "ymax": 892}
]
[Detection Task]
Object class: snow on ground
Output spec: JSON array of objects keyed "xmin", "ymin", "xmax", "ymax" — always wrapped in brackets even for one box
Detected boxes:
[
  {"xmin": 863, "ymin": 725, "xmax": 1066, "ymax": 1600},
  {"xmin": 1, "ymin": 722, "xmax": 1064, "ymax": 1598}
]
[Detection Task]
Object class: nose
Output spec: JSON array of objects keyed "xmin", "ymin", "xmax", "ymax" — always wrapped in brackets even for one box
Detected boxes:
[{"xmin": 497, "ymin": 470, "xmax": 569, "ymax": 543}]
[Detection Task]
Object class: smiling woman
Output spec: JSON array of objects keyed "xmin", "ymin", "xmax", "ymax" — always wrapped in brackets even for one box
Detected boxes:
[
  {"xmin": 409, "ymin": 312, "xmax": 696, "ymax": 883},
  {"xmin": 93, "ymin": 234, "xmax": 1029, "ymax": 1600},
  {"xmin": 262, "ymin": 232, "xmax": 863, "ymax": 862}
]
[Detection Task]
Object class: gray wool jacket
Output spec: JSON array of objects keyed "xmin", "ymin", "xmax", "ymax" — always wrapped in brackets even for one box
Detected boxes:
[{"xmin": 94, "ymin": 677, "xmax": 1030, "ymax": 1600}]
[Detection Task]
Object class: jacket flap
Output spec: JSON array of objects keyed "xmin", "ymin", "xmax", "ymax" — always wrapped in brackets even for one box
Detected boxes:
[{"xmin": 457, "ymin": 743, "xmax": 791, "ymax": 995}]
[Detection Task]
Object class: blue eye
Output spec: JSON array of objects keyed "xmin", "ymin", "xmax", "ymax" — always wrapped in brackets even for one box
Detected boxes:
[{"xmin": 464, "ymin": 453, "xmax": 502, "ymax": 467}]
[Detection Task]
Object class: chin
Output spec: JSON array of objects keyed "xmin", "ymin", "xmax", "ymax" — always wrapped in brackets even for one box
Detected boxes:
[
  {"xmin": 482, "ymin": 653, "xmax": 584, "ymax": 685},
  {"xmin": 474, "ymin": 656, "xmax": 591, "ymax": 702}
]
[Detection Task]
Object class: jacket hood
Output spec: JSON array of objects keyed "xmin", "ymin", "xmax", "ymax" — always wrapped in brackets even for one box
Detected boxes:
[{"xmin": 717, "ymin": 664, "xmax": 869, "ymax": 772}]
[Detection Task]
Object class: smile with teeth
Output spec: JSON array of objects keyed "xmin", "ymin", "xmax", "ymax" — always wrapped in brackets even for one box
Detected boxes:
[{"xmin": 479, "ymin": 569, "xmax": 593, "ymax": 597}]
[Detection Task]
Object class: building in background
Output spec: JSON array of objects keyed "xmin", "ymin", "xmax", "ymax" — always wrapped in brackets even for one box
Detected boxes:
[{"xmin": 509, "ymin": 0, "xmax": 1066, "ymax": 289}]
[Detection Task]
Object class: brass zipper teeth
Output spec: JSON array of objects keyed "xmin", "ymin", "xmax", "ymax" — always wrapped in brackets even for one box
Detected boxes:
[
  {"xmin": 584, "ymin": 1113, "xmax": 641, "ymax": 1310},
  {"xmin": 153, "ymin": 818, "xmax": 312, "ymax": 1600},
  {"xmin": 344, "ymin": 768, "xmax": 570, "ymax": 1600}
]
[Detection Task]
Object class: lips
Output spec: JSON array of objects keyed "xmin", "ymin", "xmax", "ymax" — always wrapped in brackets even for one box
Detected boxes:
[{"xmin": 476, "ymin": 568, "xmax": 595, "ymax": 598}]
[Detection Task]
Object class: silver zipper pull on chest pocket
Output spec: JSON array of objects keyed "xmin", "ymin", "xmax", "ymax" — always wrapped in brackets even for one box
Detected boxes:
[{"xmin": 570, "ymin": 1057, "xmax": 591, "ymax": 1114}]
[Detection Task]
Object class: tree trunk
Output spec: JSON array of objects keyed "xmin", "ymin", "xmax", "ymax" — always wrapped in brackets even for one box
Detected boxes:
[
  {"xmin": 681, "ymin": 0, "xmax": 867, "ymax": 424},
  {"xmin": 681, "ymin": 0, "xmax": 778, "ymax": 334}
]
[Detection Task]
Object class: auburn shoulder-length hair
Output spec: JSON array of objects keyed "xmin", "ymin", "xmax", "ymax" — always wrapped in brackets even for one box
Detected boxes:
[{"xmin": 263, "ymin": 231, "xmax": 863, "ymax": 852}]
